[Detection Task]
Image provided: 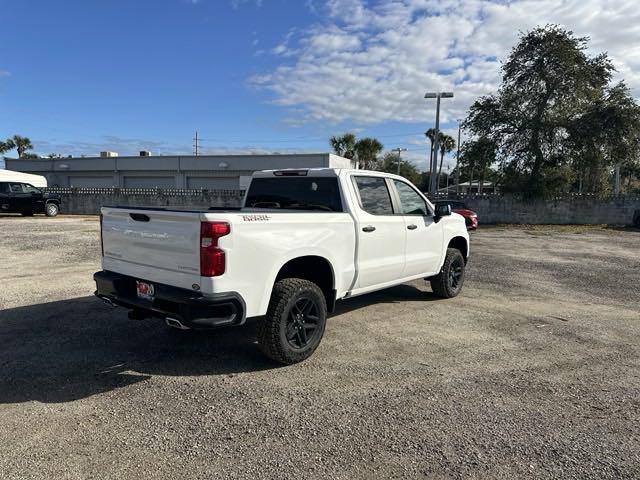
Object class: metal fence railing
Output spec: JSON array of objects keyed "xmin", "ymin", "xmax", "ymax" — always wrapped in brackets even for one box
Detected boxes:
[
  {"xmin": 424, "ymin": 191, "xmax": 640, "ymax": 201},
  {"xmin": 44, "ymin": 187, "xmax": 245, "ymax": 197}
]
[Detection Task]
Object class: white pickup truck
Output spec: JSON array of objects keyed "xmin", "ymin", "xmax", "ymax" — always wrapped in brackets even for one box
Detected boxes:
[{"xmin": 94, "ymin": 168, "xmax": 469, "ymax": 364}]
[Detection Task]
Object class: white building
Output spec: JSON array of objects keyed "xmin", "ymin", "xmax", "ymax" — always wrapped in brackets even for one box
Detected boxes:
[{"xmin": 4, "ymin": 153, "xmax": 355, "ymax": 190}]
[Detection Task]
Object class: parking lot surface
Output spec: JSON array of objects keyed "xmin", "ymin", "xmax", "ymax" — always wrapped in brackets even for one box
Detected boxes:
[{"xmin": 1, "ymin": 215, "xmax": 639, "ymax": 479}]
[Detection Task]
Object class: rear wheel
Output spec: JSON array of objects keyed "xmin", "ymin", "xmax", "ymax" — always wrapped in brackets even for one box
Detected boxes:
[
  {"xmin": 430, "ymin": 248, "xmax": 466, "ymax": 298},
  {"xmin": 258, "ymin": 278, "xmax": 327, "ymax": 364},
  {"xmin": 45, "ymin": 203, "xmax": 59, "ymax": 217}
]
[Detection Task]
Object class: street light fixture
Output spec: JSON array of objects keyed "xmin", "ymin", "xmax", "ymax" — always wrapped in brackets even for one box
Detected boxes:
[
  {"xmin": 392, "ymin": 148, "xmax": 408, "ymax": 175},
  {"xmin": 424, "ymin": 91, "xmax": 454, "ymax": 195}
]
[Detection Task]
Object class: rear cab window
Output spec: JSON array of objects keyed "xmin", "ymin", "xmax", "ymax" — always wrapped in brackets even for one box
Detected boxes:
[
  {"xmin": 245, "ymin": 177, "xmax": 343, "ymax": 212},
  {"xmin": 352, "ymin": 176, "xmax": 394, "ymax": 215}
]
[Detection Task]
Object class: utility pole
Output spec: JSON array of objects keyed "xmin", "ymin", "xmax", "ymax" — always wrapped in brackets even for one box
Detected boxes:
[
  {"xmin": 424, "ymin": 92, "xmax": 454, "ymax": 195},
  {"xmin": 193, "ymin": 130, "xmax": 200, "ymax": 156},
  {"xmin": 456, "ymin": 119, "xmax": 462, "ymax": 196},
  {"xmin": 392, "ymin": 148, "xmax": 407, "ymax": 176}
]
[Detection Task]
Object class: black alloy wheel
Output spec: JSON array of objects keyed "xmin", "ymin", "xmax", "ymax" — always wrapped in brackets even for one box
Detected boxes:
[
  {"xmin": 430, "ymin": 248, "xmax": 466, "ymax": 299},
  {"xmin": 285, "ymin": 296, "xmax": 321, "ymax": 349},
  {"xmin": 448, "ymin": 256, "xmax": 464, "ymax": 291}
]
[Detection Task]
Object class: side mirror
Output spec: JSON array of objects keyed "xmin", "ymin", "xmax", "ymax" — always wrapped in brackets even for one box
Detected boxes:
[{"xmin": 434, "ymin": 204, "xmax": 452, "ymax": 221}]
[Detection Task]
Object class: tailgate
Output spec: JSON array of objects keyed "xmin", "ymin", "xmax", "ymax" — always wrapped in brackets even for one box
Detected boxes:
[{"xmin": 101, "ymin": 207, "xmax": 202, "ymax": 288}]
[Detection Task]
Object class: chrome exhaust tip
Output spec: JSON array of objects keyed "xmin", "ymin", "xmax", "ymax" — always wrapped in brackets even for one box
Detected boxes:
[
  {"xmin": 165, "ymin": 317, "xmax": 190, "ymax": 330},
  {"xmin": 101, "ymin": 296, "xmax": 116, "ymax": 308}
]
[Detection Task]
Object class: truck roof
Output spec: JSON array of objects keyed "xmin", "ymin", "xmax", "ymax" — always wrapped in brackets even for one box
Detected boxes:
[{"xmin": 253, "ymin": 167, "xmax": 398, "ymax": 178}]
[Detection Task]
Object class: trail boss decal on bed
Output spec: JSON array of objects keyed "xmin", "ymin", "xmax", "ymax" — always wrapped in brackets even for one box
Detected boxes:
[{"xmin": 242, "ymin": 215, "xmax": 271, "ymax": 222}]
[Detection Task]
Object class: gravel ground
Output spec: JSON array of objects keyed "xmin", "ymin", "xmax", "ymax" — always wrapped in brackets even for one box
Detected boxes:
[{"xmin": 0, "ymin": 215, "xmax": 639, "ymax": 479}]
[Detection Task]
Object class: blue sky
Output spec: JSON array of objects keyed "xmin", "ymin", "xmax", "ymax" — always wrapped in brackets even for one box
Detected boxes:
[{"xmin": 1, "ymin": 0, "xmax": 638, "ymax": 170}]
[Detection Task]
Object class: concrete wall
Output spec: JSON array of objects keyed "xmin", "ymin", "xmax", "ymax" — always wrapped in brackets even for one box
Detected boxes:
[{"xmin": 462, "ymin": 195, "xmax": 640, "ymax": 226}]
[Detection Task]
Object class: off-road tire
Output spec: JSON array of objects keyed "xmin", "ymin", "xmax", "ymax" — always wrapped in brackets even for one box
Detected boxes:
[
  {"xmin": 45, "ymin": 203, "xmax": 59, "ymax": 217},
  {"xmin": 430, "ymin": 248, "xmax": 466, "ymax": 298},
  {"xmin": 258, "ymin": 278, "xmax": 327, "ymax": 365}
]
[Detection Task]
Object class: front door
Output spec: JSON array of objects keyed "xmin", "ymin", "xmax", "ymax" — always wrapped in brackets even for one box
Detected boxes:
[
  {"xmin": 351, "ymin": 175, "xmax": 406, "ymax": 289},
  {"xmin": 392, "ymin": 179, "xmax": 443, "ymax": 277},
  {"xmin": 22, "ymin": 183, "xmax": 44, "ymax": 213}
]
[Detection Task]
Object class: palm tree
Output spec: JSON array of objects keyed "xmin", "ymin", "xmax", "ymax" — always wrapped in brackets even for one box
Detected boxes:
[
  {"xmin": 0, "ymin": 139, "xmax": 15, "ymax": 156},
  {"xmin": 354, "ymin": 137, "xmax": 384, "ymax": 170},
  {"xmin": 329, "ymin": 133, "xmax": 357, "ymax": 160},
  {"xmin": 424, "ymin": 128, "xmax": 437, "ymax": 177},
  {"xmin": 437, "ymin": 134, "xmax": 456, "ymax": 189},
  {"xmin": 11, "ymin": 135, "xmax": 33, "ymax": 158}
]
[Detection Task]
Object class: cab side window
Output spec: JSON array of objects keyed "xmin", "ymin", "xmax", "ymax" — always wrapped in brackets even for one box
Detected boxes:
[
  {"xmin": 353, "ymin": 176, "xmax": 394, "ymax": 215},
  {"xmin": 8, "ymin": 183, "xmax": 24, "ymax": 193},
  {"xmin": 22, "ymin": 184, "xmax": 41, "ymax": 193},
  {"xmin": 393, "ymin": 180, "xmax": 428, "ymax": 215}
]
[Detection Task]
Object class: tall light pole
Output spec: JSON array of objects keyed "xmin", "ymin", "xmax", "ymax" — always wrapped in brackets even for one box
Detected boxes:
[
  {"xmin": 425, "ymin": 92, "xmax": 454, "ymax": 195},
  {"xmin": 392, "ymin": 147, "xmax": 407, "ymax": 175},
  {"xmin": 456, "ymin": 119, "xmax": 462, "ymax": 195}
]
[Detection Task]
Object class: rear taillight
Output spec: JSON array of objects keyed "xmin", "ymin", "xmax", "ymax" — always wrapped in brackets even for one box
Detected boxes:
[
  {"xmin": 99, "ymin": 213, "xmax": 104, "ymax": 256},
  {"xmin": 200, "ymin": 221, "xmax": 230, "ymax": 277}
]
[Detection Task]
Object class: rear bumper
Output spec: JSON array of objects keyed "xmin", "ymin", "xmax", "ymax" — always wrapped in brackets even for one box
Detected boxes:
[{"xmin": 94, "ymin": 270, "xmax": 246, "ymax": 328}]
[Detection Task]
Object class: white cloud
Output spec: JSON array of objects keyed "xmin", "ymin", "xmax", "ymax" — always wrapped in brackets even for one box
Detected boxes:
[
  {"xmin": 252, "ymin": 0, "xmax": 640, "ymax": 126},
  {"xmin": 231, "ymin": 0, "xmax": 264, "ymax": 8},
  {"xmin": 0, "ymin": 70, "xmax": 10, "ymax": 77}
]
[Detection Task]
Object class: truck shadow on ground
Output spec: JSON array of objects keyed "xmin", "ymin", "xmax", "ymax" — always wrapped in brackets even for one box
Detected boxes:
[{"xmin": 0, "ymin": 284, "xmax": 439, "ymax": 404}]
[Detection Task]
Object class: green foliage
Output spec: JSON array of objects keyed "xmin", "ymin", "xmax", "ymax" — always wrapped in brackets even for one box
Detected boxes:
[
  {"xmin": 11, "ymin": 135, "xmax": 34, "ymax": 158},
  {"xmin": 464, "ymin": 25, "xmax": 640, "ymax": 196},
  {"xmin": 329, "ymin": 132, "xmax": 384, "ymax": 169},
  {"xmin": 458, "ymin": 137, "xmax": 497, "ymax": 193},
  {"xmin": 354, "ymin": 137, "xmax": 384, "ymax": 170},
  {"xmin": 437, "ymin": 134, "xmax": 456, "ymax": 188},
  {"xmin": 1, "ymin": 135, "xmax": 34, "ymax": 158},
  {"xmin": 329, "ymin": 133, "xmax": 357, "ymax": 160},
  {"xmin": 377, "ymin": 152, "xmax": 421, "ymax": 185}
]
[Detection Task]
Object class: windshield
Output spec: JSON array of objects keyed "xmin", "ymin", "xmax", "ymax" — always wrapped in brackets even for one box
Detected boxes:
[{"xmin": 245, "ymin": 177, "xmax": 343, "ymax": 212}]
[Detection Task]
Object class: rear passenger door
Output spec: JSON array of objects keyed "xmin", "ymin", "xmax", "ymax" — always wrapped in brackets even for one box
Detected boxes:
[
  {"xmin": 391, "ymin": 179, "xmax": 443, "ymax": 277},
  {"xmin": 351, "ymin": 175, "xmax": 406, "ymax": 289}
]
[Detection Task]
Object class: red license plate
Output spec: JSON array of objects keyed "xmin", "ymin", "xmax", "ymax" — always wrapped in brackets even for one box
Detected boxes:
[{"xmin": 136, "ymin": 281, "xmax": 155, "ymax": 300}]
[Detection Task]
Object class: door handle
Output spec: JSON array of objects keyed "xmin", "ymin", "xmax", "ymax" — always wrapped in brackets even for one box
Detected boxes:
[
  {"xmin": 362, "ymin": 225, "xmax": 376, "ymax": 233},
  {"xmin": 407, "ymin": 224, "xmax": 418, "ymax": 230}
]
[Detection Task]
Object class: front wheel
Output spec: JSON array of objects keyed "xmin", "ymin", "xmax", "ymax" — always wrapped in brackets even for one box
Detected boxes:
[
  {"xmin": 258, "ymin": 278, "xmax": 327, "ymax": 364},
  {"xmin": 430, "ymin": 248, "xmax": 466, "ymax": 298},
  {"xmin": 45, "ymin": 203, "xmax": 59, "ymax": 217}
]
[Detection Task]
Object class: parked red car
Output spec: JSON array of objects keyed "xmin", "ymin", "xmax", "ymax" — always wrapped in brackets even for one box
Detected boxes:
[{"xmin": 434, "ymin": 200, "xmax": 478, "ymax": 230}]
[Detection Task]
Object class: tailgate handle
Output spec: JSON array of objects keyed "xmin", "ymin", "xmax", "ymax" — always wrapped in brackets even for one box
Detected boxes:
[{"xmin": 130, "ymin": 213, "xmax": 150, "ymax": 222}]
